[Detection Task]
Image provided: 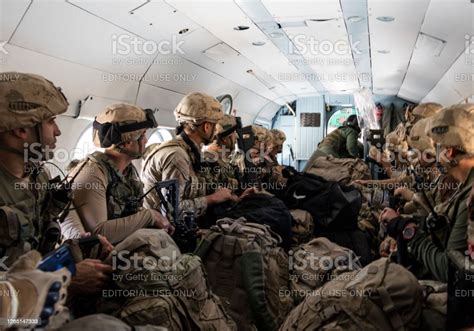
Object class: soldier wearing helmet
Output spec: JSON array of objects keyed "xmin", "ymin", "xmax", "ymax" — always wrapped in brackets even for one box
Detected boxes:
[
  {"xmin": 356, "ymin": 104, "xmax": 444, "ymax": 189},
  {"xmin": 200, "ymin": 114, "xmax": 240, "ymax": 193},
  {"xmin": 381, "ymin": 104, "xmax": 474, "ymax": 286},
  {"xmin": 268, "ymin": 129, "xmax": 286, "ymax": 165},
  {"xmin": 0, "ymin": 72, "xmax": 114, "ymax": 327},
  {"xmin": 384, "ymin": 103, "xmax": 443, "ymax": 160},
  {"xmin": 141, "ymin": 92, "xmax": 239, "ymax": 220},
  {"xmin": 246, "ymin": 125, "xmax": 288, "ymax": 192},
  {"xmin": 62, "ymin": 103, "xmax": 173, "ymax": 244},
  {"xmin": 0, "ymin": 72, "xmax": 69, "ymax": 264},
  {"xmin": 311, "ymin": 114, "xmax": 361, "ymax": 161}
]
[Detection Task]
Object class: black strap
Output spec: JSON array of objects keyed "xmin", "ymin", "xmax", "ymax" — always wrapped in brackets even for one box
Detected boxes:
[
  {"xmin": 180, "ymin": 131, "xmax": 202, "ymax": 172},
  {"xmin": 216, "ymin": 124, "xmax": 237, "ymax": 140},
  {"xmin": 93, "ymin": 109, "xmax": 157, "ymax": 147}
]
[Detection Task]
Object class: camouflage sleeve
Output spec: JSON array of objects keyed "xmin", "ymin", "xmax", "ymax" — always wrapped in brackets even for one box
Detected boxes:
[
  {"xmin": 150, "ymin": 148, "xmax": 208, "ymax": 218},
  {"xmin": 344, "ymin": 129, "xmax": 360, "ymax": 158},
  {"xmin": 70, "ymin": 163, "xmax": 154, "ymax": 244},
  {"xmin": 408, "ymin": 197, "xmax": 468, "ymax": 282}
]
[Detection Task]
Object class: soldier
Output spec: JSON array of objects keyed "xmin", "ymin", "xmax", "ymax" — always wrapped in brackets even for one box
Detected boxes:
[
  {"xmin": 63, "ymin": 104, "xmax": 173, "ymax": 244},
  {"xmin": 0, "ymin": 72, "xmax": 112, "ymax": 327},
  {"xmin": 354, "ymin": 103, "xmax": 444, "ymax": 190},
  {"xmin": 141, "ymin": 92, "xmax": 239, "ymax": 219},
  {"xmin": 268, "ymin": 129, "xmax": 286, "ymax": 165},
  {"xmin": 303, "ymin": 115, "xmax": 361, "ymax": 174},
  {"xmin": 200, "ymin": 114, "xmax": 239, "ymax": 193},
  {"xmin": 380, "ymin": 103, "xmax": 474, "ymax": 283}
]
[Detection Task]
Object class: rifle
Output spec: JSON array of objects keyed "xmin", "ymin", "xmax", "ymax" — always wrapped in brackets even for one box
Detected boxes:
[
  {"xmin": 137, "ymin": 179, "xmax": 198, "ymax": 253},
  {"xmin": 235, "ymin": 117, "xmax": 260, "ymax": 191}
]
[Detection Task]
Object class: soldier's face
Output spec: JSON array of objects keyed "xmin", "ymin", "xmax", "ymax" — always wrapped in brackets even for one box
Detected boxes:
[
  {"xmin": 224, "ymin": 133, "xmax": 236, "ymax": 151},
  {"xmin": 40, "ymin": 116, "xmax": 61, "ymax": 150},
  {"xmin": 202, "ymin": 122, "xmax": 216, "ymax": 144},
  {"xmin": 123, "ymin": 132, "xmax": 147, "ymax": 158}
]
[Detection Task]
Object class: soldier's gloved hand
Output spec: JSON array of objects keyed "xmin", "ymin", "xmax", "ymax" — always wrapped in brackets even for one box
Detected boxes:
[
  {"xmin": 150, "ymin": 209, "xmax": 175, "ymax": 235},
  {"xmin": 69, "ymin": 259, "xmax": 112, "ymax": 296},
  {"xmin": 1, "ymin": 250, "xmax": 71, "ymax": 329},
  {"xmin": 384, "ymin": 216, "xmax": 413, "ymax": 238},
  {"xmin": 379, "ymin": 207, "xmax": 405, "ymax": 238}
]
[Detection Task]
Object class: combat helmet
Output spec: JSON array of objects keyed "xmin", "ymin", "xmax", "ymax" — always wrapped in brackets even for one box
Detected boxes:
[
  {"xmin": 93, "ymin": 103, "xmax": 157, "ymax": 148},
  {"xmin": 270, "ymin": 129, "xmax": 286, "ymax": 146},
  {"xmin": 426, "ymin": 103, "xmax": 474, "ymax": 155},
  {"xmin": 174, "ymin": 92, "xmax": 223, "ymax": 125},
  {"xmin": 0, "ymin": 72, "xmax": 68, "ymax": 133}
]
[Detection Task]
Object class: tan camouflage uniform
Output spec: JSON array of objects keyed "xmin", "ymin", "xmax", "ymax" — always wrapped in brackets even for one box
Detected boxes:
[
  {"xmin": 0, "ymin": 72, "xmax": 73, "ymax": 328},
  {"xmin": 141, "ymin": 92, "xmax": 223, "ymax": 218},
  {"xmin": 0, "ymin": 72, "xmax": 69, "ymax": 266},
  {"xmin": 63, "ymin": 104, "xmax": 156, "ymax": 244},
  {"xmin": 200, "ymin": 114, "xmax": 239, "ymax": 193}
]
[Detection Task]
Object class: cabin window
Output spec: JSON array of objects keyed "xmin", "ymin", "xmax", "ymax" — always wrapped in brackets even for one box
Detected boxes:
[
  {"xmin": 147, "ymin": 128, "xmax": 173, "ymax": 145},
  {"xmin": 327, "ymin": 107, "xmax": 357, "ymax": 134}
]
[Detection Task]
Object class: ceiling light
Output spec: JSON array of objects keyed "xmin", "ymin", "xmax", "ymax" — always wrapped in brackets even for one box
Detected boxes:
[
  {"xmin": 347, "ymin": 16, "xmax": 364, "ymax": 23},
  {"xmin": 377, "ymin": 16, "xmax": 395, "ymax": 22},
  {"xmin": 203, "ymin": 43, "xmax": 239, "ymax": 63},
  {"xmin": 234, "ymin": 25, "xmax": 250, "ymax": 31},
  {"xmin": 377, "ymin": 50, "xmax": 390, "ymax": 54},
  {"xmin": 252, "ymin": 41, "xmax": 266, "ymax": 46},
  {"xmin": 178, "ymin": 28, "xmax": 189, "ymax": 35},
  {"xmin": 415, "ymin": 32, "xmax": 447, "ymax": 57},
  {"xmin": 270, "ymin": 32, "xmax": 284, "ymax": 38},
  {"xmin": 247, "ymin": 69, "xmax": 276, "ymax": 91}
]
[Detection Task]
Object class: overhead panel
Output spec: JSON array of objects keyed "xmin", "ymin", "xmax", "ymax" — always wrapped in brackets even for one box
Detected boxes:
[
  {"xmin": 422, "ymin": 42, "xmax": 473, "ymax": 105},
  {"xmin": 261, "ymin": 0, "xmax": 360, "ymax": 93},
  {"xmin": 1, "ymin": 44, "xmax": 140, "ymax": 116},
  {"xmin": 70, "ymin": 0, "xmax": 290, "ymax": 104},
  {"xmin": 10, "ymin": 1, "xmax": 154, "ymax": 77},
  {"xmin": 0, "ymin": 0, "xmax": 31, "ymax": 41},
  {"xmin": 235, "ymin": 0, "xmax": 328, "ymax": 95},
  {"xmin": 164, "ymin": 0, "xmax": 304, "ymax": 98},
  {"xmin": 398, "ymin": 0, "xmax": 473, "ymax": 102},
  {"xmin": 368, "ymin": 0, "xmax": 430, "ymax": 95},
  {"xmin": 340, "ymin": 0, "xmax": 372, "ymax": 90}
]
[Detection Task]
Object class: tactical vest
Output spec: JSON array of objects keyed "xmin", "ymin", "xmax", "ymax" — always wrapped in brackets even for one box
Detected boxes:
[
  {"xmin": 143, "ymin": 136, "xmax": 198, "ymax": 172},
  {"xmin": 0, "ymin": 163, "xmax": 59, "ymax": 266},
  {"xmin": 82, "ymin": 152, "xmax": 144, "ymax": 219}
]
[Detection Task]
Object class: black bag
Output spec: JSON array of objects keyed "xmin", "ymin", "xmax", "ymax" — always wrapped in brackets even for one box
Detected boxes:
[
  {"xmin": 279, "ymin": 170, "xmax": 362, "ymax": 231},
  {"xmin": 206, "ymin": 193, "xmax": 293, "ymax": 252},
  {"xmin": 315, "ymin": 229, "xmax": 373, "ymax": 266}
]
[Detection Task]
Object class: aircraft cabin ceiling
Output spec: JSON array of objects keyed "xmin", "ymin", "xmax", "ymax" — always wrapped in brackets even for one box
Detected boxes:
[{"xmin": 0, "ymin": 0, "xmax": 472, "ymax": 124}]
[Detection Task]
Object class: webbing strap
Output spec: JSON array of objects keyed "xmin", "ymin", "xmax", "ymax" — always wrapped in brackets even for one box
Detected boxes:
[{"xmin": 377, "ymin": 286, "xmax": 405, "ymax": 331}]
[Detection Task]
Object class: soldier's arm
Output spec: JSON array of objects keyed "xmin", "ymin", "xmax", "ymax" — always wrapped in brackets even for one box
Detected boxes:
[
  {"xmin": 71, "ymin": 163, "xmax": 154, "ymax": 244},
  {"xmin": 408, "ymin": 201, "xmax": 468, "ymax": 282},
  {"xmin": 345, "ymin": 129, "xmax": 360, "ymax": 158}
]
